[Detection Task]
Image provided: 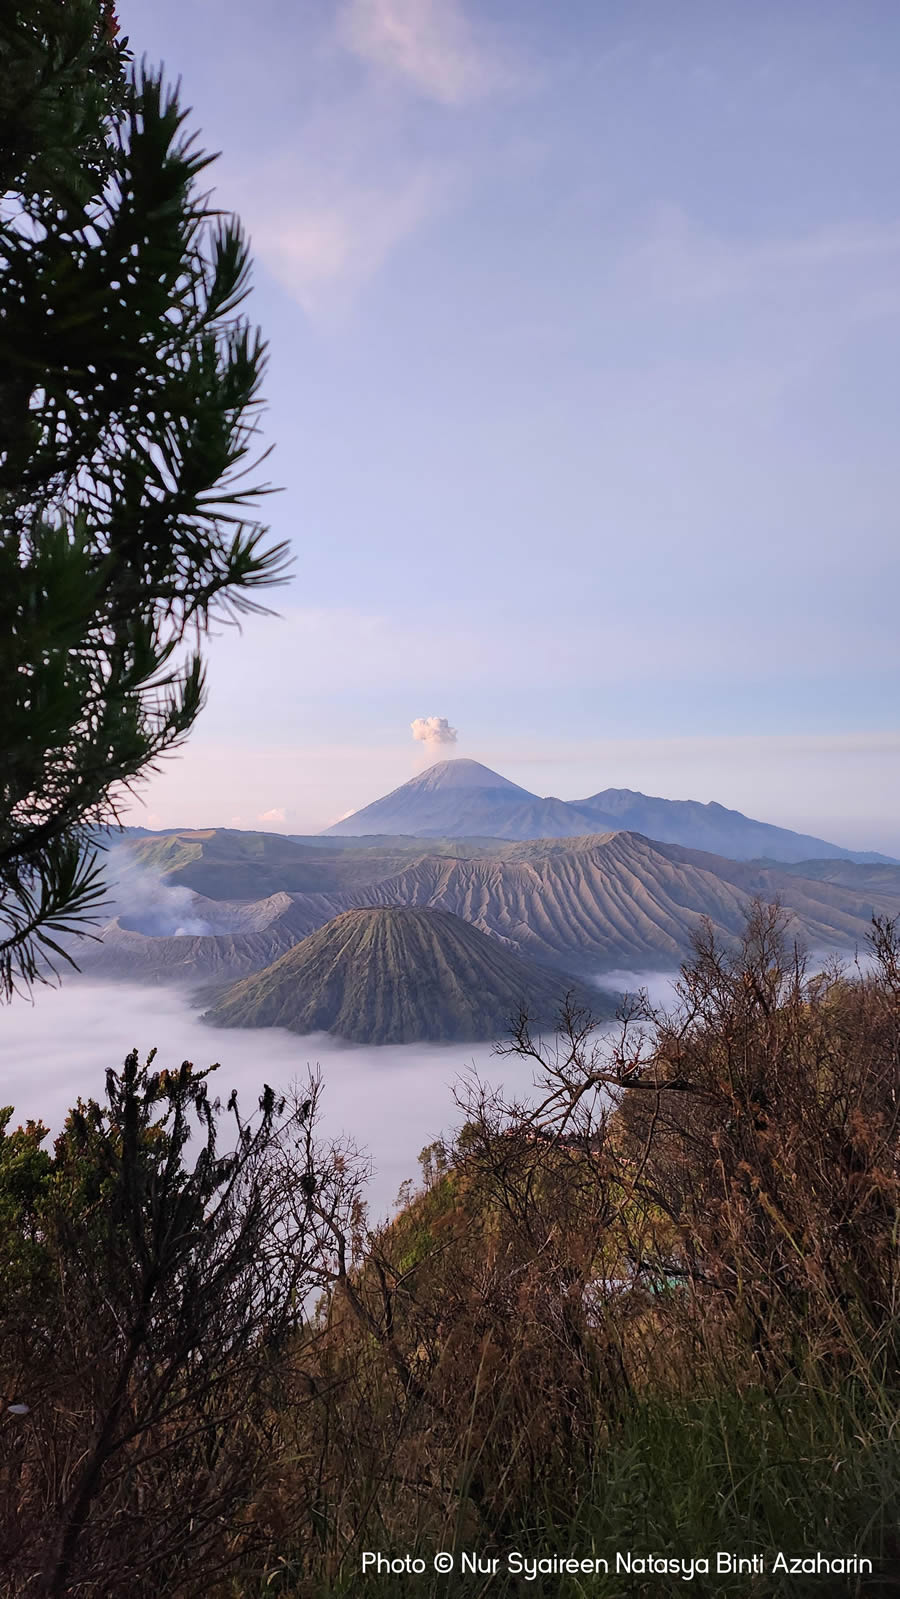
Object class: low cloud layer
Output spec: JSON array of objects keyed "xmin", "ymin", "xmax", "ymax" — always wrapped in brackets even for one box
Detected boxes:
[
  {"xmin": 591, "ymin": 969, "xmax": 682, "ymax": 1011},
  {"xmin": 0, "ymin": 980, "xmax": 510, "ymax": 1223}
]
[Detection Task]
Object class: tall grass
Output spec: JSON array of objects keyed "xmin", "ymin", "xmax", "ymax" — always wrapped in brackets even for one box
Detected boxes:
[{"xmin": 258, "ymin": 1373, "xmax": 899, "ymax": 1597}]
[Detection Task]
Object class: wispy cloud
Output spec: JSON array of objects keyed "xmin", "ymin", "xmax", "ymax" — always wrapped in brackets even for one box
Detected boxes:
[
  {"xmin": 244, "ymin": 160, "xmax": 453, "ymax": 319},
  {"xmin": 337, "ymin": 0, "xmax": 509, "ymax": 104},
  {"xmin": 224, "ymin": 0, "xmax": 526, "ymax": 319},
  {"xmin": 628, "ymin": 207, "xmax": 900, "ymax": 309},
  {"xmin": 258, "ymin": 807, "xmax": 287, "ymax": 823}
]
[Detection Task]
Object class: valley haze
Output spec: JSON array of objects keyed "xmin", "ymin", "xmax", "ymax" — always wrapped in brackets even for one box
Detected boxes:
[{"xmin": 0, "ymin": 979, "xmax": 519, "ymax": 1223}]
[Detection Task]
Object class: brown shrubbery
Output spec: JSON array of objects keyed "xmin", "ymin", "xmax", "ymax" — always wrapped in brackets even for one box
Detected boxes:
[
  {"xmin": 255, "ymin": 905, "xmax": 899, "ymax": 1590},
  {"xmin": 1, "ymin": 904, "xmax": 898, "ymax": 1595},
  {"xmin": 0, "ymin": 1061, "xmax": 363, "ymax": 1598}
]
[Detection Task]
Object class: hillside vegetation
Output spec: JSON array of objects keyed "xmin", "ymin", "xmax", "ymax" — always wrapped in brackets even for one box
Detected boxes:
[{"xmin": 3, "ymin": 904, "xmax": 898, "ymax": 1595}]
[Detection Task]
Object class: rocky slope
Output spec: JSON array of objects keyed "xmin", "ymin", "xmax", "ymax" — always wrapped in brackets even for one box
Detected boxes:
[
  {"xmin": 75, "ymin": 831, "xmax": 900, "ymax": 988},
  {"xmin": 125, "ymin": 829, "xmax": 427, "ymax": 900},
  {"xmin": 202, "ymin": 907, "xmax": 609, "ymax": 1044},
  {"xmin": 70, "ymin": 893, "xmax": 333, "ymax": 984},
  {"xmin": 318, "ymin": 832, "xmax": 895, "ymax": 974}
]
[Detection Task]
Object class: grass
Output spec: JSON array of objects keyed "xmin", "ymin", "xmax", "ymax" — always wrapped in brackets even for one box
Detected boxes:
[{"xmin": 253, "ymin": 1370, "xmax": 899, "ymax": 1599}]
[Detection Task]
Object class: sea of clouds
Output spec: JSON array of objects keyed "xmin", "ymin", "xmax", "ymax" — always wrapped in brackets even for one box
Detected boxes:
[
  {"xmin": 0, "ymin": 938, "xmax": 688, "ymax": 1223},
  {"xmin": 0, "ymin": 979, "xmax": 538, "ymax": 1222}
]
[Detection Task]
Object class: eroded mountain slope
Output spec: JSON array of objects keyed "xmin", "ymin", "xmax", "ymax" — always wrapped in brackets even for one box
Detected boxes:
[
  {"xmin": 75, "ymin": 832, "xmax": 900, "ymax": 987},
  {"xmin": 203, "ymin": 907, "xmax": 609, "ymax": 1043}
]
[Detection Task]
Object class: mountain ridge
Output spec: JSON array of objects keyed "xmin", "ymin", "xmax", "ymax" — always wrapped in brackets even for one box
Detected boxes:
[
  {"xmin": 325, "ymin": 759, "xmax": 894, "ymax": 864},
  {"xmin": 78, "ymin": 829, "xmax": 900, "ymax": 992},
  {"xmin": 318, "ymin": 831, "xmax": 896, "ymax": 975}
]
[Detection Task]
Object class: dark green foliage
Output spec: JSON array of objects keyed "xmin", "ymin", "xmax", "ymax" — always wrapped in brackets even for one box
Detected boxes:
[
  {"xmin": 0, "ymin": 1109, "xmax": 53, "ymax": 1312},
  {"xmin": 0, "ymin": 0, "xmax": 128, "ymax": 208},
  {"xmin": 0, "ymin": 1, "xmax": 289, "ymax": 998}
]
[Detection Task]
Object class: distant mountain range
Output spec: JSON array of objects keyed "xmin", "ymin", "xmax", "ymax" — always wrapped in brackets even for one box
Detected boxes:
[
  {"xmin": 74, "ymin": 764, "xmax": 897, "ymax": 1043},
  {"xmin": 77, "ymin": 828, "xmax": 900, "ymax": 1002},
  {"xmin": 325, "ymin": 759, "xmax": 894, "ymax": 865},
  {"xmin": 203, "ymin": 907, "xmax": 607, "ymax": 1044}
]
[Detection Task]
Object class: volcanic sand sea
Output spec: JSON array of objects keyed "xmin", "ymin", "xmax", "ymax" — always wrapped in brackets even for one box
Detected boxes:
[{"xmin": 0, "ymin": 971, "xmax": 683, "ymax": 1219}]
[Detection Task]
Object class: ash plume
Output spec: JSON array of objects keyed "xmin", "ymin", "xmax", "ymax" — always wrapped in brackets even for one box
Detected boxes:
[{"xmin": 411, "ymin": 716, "xmax": 458, "ymax": 748}]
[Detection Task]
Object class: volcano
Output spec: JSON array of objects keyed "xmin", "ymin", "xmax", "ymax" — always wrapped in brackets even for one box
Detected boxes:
[
  {"xmin": 325, "ymin": 759, "xmax": 601, "ymax": 842},
  {"xmin": 325, "ymin": 759, "xmax": 894, "ymax": 863},
  {"xmin": 202, "ymin": 905, "xmax": 609, "ymax": 1044}
]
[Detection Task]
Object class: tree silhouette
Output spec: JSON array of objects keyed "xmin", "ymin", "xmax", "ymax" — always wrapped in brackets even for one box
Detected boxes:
[{"xmin": 0, "ymin": 1, "xmax": 290, "ymax": 997}]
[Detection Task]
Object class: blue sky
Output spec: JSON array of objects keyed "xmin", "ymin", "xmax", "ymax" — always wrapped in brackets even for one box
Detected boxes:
[{"xmin": 117, "ymin": 0, "xmax": 900, "ymax": 849}]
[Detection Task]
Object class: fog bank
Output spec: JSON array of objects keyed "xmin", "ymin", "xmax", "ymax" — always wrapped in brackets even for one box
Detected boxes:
[
  {"xmin": 0, "ymin": 981, "xmax": 551, "ymax": 1222},
  {"xmin": 592, "ymin": 969, "xmax": 682, "ymax": 1009}
]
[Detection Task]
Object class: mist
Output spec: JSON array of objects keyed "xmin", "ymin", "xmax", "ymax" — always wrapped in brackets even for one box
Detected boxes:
[
  {"xmin": 102, "ymin": 847, "xmax": 215, "ymax": 937},
  {"xmin": 0, "ymin": 980, "xmax": 545, "ymax": 1222},
  {"xmin": 592, "ymin": 968, "xmax": 683, "ymax": 1009}
]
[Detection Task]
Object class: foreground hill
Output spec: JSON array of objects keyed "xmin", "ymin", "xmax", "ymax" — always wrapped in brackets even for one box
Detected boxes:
[
  {"xmin": 326, "ymin": 758, "xmax": 893, "ymax": 863},
  {"xmin": 202, "ymin": 907, "xmax": 609, "ymax": 1043}
]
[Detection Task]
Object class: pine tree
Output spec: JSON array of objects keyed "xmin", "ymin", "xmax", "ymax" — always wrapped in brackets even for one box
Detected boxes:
[{"xmin": 0, "ymin": 1, "xmax": 289, "ymax": 998}]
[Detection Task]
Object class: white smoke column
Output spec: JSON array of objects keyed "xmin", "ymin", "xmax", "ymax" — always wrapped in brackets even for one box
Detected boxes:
[
  {"xmin": 103, "ymin": 847, "xmax": 214, "ymax": 937},
  {"xmin": 411, "ymin": 716, "xmax": 458, "ymax": 749}
]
